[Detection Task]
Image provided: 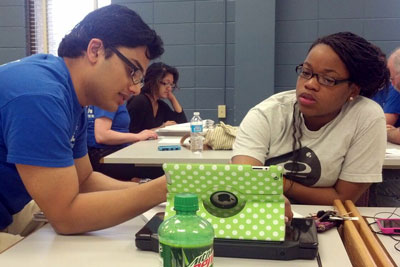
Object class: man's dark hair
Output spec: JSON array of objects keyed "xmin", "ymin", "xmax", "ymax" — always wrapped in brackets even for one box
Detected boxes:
[
  {"xmin": 58, "ymin": 4, "xmax": 164, "ymax": 60},
  {"xmin": 141, "ymin": 62, "xmax": 179, "ymax": 96},
  {"xmin": 309, "ymin": 32, "xmax": 390, "ymax": 98}
]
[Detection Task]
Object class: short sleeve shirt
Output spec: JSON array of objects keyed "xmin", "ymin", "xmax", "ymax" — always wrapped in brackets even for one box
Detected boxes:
[
  {"xmin": 0, "ymin": 54, "xmax": 87, "ymax": 229},
  {"xmin": 372, "ymin": 85, "xmax": 400, "ymax": 127},
  {"xmin": 86, "ymin": 104, "xmax": 130, "ymax": 149},
  {"xmin": 233, "ymin": 90, "xmax": 386, "ymax": 187}
]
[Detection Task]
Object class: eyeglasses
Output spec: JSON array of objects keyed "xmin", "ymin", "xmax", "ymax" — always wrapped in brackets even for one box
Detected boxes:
[
  {"xmin": 159, "ymin": 81, "xmax": 177, "ymax": 89},
  {"xmin": 295, "ymin": 64, "xmax": 350, "ymax": 87},
  {"xmin": 109, "ymin": 46, "xmax": 144, "ymax": 87}
]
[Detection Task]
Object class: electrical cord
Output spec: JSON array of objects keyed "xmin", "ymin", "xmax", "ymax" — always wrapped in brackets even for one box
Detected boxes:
[{"xmin": 364, "ymin": 208, "xmax": 400, "ymax": 252}]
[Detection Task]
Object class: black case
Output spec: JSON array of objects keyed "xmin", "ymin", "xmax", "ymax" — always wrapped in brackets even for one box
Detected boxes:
[{"xmin": 135, "ymin": 212, "xmax": 318, "ymax": 261}]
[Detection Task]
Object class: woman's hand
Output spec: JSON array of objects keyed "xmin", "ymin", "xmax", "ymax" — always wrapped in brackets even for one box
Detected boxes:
[
  {"xmin": 284, "ymin": 196, "xmax": 293, "ymax": 223},
  {"xmin": 166, "ymin": 91, "xmax": 177, "ymax": 102},
  {"xmin": 137, "ymin": 130, "xmax": 158, "ymax": 141},
  {"xmin": 282, "ymin": 177, "xmax": 293, "ymax": 223},
  {"xmin": 161, "ymin": 121, "xmax": 177, "ymax": 127},
  {"xmin": 166, "ymin": 92, "xmax": 183, "ymax": 113},
  {"xmin": 283, "ymin": 177, "xmax": 295, "ymax": 194}
]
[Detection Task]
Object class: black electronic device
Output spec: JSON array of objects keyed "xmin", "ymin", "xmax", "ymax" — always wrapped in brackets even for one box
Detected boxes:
[{"xmin": 135, "ymin": 212, "xmax": 318, "ymax": 261}]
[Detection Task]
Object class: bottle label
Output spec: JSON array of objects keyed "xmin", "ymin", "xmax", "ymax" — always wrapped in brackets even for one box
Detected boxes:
[
  {"xmin": 191, "ymin": 125, "xmax": 203, "ymax": 133},
  {"xmin": 159, "ymin": 242, "xmax": 213, "ymax": 267}
]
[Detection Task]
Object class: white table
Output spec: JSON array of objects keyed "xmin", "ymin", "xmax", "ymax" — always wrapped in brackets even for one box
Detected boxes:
[
  {"xmin": 104, "ymin": 138, "xmax": 400, "ymax": 169},
  {"xmin": 358, "ymin": 206, "xmax": 400, "ymax": 264},
  {"xmin": 384, "ymin": 142, "xmax": 400, "ymax": 169},
  {"xmin": 0, "ymin": 205, "xmax": 351, "ymax": 267},
  {"xmin": 103, "ymin": 136, "xmax": 232, "ymax": 165}
]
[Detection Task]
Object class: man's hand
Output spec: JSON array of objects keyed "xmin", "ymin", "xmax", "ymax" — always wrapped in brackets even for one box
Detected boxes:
[
  {"xmin": 387, "ymin": 125, "xmax": 400, "ymax": 144},
  {"xmin": 16, "ymin": 161, "xmax": 167, "ymax": 234},
  {"xmin": 387, "ymin": 124, "xmax": 396, "ymax": 130}
]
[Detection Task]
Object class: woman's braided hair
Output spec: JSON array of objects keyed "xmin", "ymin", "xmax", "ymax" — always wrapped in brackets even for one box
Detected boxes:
[{"xmin": 290, "ymin": 32, "xmax": 390, "ymax": 177}]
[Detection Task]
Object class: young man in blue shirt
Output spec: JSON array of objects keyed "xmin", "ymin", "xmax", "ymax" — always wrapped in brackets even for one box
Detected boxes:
[{"xmin": 0, "ymin": 4, "xmax": 166, "ymax": 250}]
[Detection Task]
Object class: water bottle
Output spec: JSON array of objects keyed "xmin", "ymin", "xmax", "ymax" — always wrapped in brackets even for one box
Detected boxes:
[
  {"xmin": 190, "ymin": 112, "xmax": 203, "ymax": 153},
  {"xmin": 158, "ymin": 194, "xmax": 214, "ymax": 267}
]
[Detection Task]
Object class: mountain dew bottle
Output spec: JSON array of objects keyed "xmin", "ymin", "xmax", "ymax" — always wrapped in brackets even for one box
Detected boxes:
[{"xmin": 158, "ymin": 194, "xmax": 214, "ymax": 267}]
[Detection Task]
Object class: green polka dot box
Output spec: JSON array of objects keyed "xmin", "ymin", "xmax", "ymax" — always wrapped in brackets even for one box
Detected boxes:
[{"xmin": 163, "ymin": 163, "xmax": 286, "ymax": 241}]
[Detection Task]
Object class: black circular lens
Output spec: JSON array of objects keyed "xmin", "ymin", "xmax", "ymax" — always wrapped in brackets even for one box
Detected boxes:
[{"xmin": 210, "ymin": 191, "xmax": 238, "ymax": 209}]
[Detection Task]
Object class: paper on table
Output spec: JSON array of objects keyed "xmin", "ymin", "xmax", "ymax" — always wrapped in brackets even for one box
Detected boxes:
[
  {"xmin": 140, "ymin": 203, "xmax": 166, "ymax": 223},
  {"xmin": 293, "ymin": 211, "xmax": 305, "ymax": 218},
  {"xmin": 156, "ymin": 121, "xmax": 211, "ymax": 136},
  {"xmin": 385, "ymin": 148, "xmax": 400, "ymax": 158},
  {"xmin": 157, "ymin": 122, "xmax": 190, "ymax": 133},
  {"xmin": 157, "ymin": 137, "xmax": 181, "ymax": 145}
]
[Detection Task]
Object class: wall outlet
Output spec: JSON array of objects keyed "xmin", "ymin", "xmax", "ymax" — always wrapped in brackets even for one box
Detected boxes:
[{"xmin": 218, "ymin": 105, "xmax": 226, "ymax": 118}]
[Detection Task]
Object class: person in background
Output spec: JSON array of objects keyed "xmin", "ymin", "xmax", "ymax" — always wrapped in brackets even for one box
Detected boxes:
[
  {"xmin": 127, "ymin": 62, "xmax": 187, "ymax": 133},
  {"xmin": 0, "ymin": 4, "xmax": 166, "ymax": 253},
  {"xmin": 373, "ymin": 84, "xmax": 400, "ymax": 131},
  {"xmin": 232, "ymin": 32, "xmax": 390, "ymax": 206},
  {"xmin": 86, "ymin": 103, "xmax": 157, "ymax": 180},
  {"xmin": 369, "ymin": 47, "xmax": 400, "ymax": 207},
  {"xmin": 379, "ymin": 48, "xmax": 400, "ymax": 144}
]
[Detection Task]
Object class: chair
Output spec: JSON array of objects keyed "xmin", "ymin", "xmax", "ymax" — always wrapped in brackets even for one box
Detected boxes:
[{"xmin": 355, "ymin": 188, "xmax": 370, "ymax": 207}]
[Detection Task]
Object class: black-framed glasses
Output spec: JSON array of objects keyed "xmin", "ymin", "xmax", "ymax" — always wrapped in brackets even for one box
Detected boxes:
[
  {"xmin": 295, "ymin": 64, "xmax": 350, "ymax": 87},
  {"xmin": 109, "ymin": 46, "xmax": 144, "ymax": 87},
  {"xmin": 159, "ymin": 81, "xmax": 177, "ymax": 89}
]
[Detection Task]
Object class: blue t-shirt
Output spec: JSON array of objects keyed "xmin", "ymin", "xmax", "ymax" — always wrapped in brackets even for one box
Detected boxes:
[
  {"xmin": 0, "ymin": 54, "xmax": 87, "ymax": 229},
  {"xmin": 372, "ymin": 88, "xmax": 388, "ymax": 108},
  {"xmin": 373, "ymin": 85, "xmax": 400, "ymax": 127},
  {"xmin": 86, "ymin": 104, "xmax": 130, "ymax": 149}
]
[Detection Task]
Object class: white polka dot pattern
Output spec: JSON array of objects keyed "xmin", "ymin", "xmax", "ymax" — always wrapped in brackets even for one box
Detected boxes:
[{"xmin": 163, "ymin": 163, "xmax": 285, "ymax": 241}]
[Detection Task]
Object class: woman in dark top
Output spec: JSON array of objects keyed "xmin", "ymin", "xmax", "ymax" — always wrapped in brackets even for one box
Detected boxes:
[{"xmin": 127, "ymin": 62, "xmax": 187, "ymax": 133}]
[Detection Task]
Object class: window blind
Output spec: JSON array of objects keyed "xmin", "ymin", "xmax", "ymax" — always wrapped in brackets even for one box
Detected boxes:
[
  {"xmin": 27, "ymin": 0, "xmax": 110, "ymax": 56},
  {"xmin": 27, "ymin": 0, "xmax": 48, "ymax": 55}
]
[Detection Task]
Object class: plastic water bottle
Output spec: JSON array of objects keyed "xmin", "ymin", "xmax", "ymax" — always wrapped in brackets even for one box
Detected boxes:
[
  {"xmin": 158, "ymin": 194, "xmax": 214, "ymax": 267},
  {"xmin": 190, "ymin": 112, "xmax": 203, "ymax": 153}
]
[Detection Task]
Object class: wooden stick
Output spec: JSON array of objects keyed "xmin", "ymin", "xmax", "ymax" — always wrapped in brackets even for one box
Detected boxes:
[
  {"xmin": 333, "ymin": 199, "xmax": 377, "ymax": 267},
  {"xmin": 344, "ymin": 200, "xmax": 395, "ymax": 267}
]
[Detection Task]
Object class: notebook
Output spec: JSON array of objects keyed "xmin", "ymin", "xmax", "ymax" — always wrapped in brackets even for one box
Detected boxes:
[{"xmin": 163, "ymin": 163, "xmax": 285, "ymax": 241}]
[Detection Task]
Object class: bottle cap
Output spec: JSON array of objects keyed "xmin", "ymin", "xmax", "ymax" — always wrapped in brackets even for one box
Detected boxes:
[
  {"xmin": 193, "ymin": 112, "xmax": 200, "ymax": 116},
  {"xmin": 174, "ymin": 194, "xmax": 199, "ymax": 212}
]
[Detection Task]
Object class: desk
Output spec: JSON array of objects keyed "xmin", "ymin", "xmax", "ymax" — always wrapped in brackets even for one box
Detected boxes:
[
  {"xmin": 0, "ymin": 205, "xmax": 351, "ymax": 267},
  {"xmin": 103, "ymin": 136, "xmax": 232, "ymax": 165},
  {"xmin": 104, "ymin": 138, "xmax": 400, "ymax": 169},
  {"xmin": 384, "ymin": 142, "xmax": 400, "ymax": 169},
  {"xmin": 358, "ymin": 206, "xmax": 400, "ymax": 264}
]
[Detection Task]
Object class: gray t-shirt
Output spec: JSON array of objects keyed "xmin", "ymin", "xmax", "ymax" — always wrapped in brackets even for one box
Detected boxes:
[{"xmin": 233, "ymin": 90, "xmax": 386, "ymax": 187}]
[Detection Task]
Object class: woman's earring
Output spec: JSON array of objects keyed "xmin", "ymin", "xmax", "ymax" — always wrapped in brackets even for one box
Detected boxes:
[{"xmin": 349, "ymin": 96, "xmax": 354, "ymax": 101}]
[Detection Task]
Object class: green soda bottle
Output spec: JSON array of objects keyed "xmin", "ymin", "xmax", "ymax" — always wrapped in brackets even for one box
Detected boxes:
[{"xmin": 158, "ymin": 194, "xmax": 214, "ymax": 267}]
